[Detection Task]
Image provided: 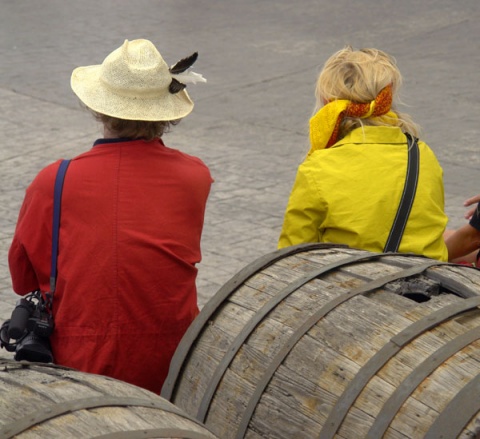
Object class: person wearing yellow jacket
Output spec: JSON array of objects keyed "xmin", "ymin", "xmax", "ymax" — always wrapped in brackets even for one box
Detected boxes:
[{"xmin": 278, "ymin": 47, "xmax": 448, "ymax": 261}]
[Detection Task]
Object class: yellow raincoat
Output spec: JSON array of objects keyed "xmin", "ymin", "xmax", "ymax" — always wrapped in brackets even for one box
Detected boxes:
[{"xmin": 278, "ymin": 126, "xmax": 448, "ymax": 261}]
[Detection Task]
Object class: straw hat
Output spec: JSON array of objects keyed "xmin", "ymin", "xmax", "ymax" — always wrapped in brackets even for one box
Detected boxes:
[{"xmin": 71, "ymin": 39, "xmax": 205, "ymax": 121}]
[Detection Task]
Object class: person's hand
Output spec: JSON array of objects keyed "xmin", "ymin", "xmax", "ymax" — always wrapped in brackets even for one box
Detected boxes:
[{"xmin": 464, "ymin": 194, "xmax": 480, "ymax": 220}]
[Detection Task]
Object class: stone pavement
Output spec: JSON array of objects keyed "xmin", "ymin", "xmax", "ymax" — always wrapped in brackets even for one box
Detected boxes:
[{"xmin": 0, "ymin": 0, "xmax": 479, "ymax": 334}]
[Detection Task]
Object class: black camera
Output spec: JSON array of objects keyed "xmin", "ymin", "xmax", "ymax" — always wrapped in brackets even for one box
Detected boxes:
[{"xmin": 0, "ymin": 291, "xmax": 54, "ymax": 363}]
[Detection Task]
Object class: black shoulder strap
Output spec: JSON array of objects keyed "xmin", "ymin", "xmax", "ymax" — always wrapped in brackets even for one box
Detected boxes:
[
  {"xmin": 49, "ymin": 160, "xmax": 71, "ymax": 295},
  {"xmin": 383, "ymin": 133, "xmax": 419, "ymax": 253}
]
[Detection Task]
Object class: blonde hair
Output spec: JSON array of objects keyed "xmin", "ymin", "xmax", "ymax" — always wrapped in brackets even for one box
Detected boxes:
[{"xmin": 314, "ymin": 46, "xmax": 420, "ymax": 138}]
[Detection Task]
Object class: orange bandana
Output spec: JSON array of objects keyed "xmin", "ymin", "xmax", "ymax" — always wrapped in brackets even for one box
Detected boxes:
[{"xmin": 309, "ymin": 84, "xmax": 396, "ymax": 155}]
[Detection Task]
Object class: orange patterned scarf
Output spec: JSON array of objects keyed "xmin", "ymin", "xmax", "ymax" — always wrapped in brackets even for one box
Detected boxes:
[{"xmin": 309, "ymin": 84, "xmax": 396, "ymax": 155}]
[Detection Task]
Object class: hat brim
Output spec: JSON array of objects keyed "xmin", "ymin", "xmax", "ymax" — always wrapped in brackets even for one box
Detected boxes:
[{"xmin": 71, "ymin": 65, "xmax": 194, "ymax": 121}]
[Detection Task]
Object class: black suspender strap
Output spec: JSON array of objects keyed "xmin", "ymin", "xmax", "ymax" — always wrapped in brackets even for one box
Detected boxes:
[
  {"xmin": 383, "ymin": 133, "xmax": 419, "ymax": 253},
  {"xmin": 49, "ymin": 160, "xmax": 71, "ymax": 296}
]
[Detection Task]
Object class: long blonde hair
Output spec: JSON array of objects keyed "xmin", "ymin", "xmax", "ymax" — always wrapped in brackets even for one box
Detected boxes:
[{"xmin": 314, "ymin": 46, "xmax": 420, "ymax": 138}]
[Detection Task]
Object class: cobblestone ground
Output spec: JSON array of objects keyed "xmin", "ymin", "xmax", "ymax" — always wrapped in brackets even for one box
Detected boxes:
[{"xmin": 0, "ymin": 0, "xmax": 478, "ymax": 345}]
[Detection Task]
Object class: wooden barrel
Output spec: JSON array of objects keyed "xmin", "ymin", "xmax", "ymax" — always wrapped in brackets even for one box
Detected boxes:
[
  {"xmin": 0, "ymin": 358, "xmax": 218, "ymax": 438},
  {"xmin": 162, "ymin": 244, "xmax": 480, "ymax": 439}
]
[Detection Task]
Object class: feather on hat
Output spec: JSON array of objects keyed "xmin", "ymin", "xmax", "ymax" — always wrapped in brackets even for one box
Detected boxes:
[{"xmin": 71, "ymin": 39, "xmax": 206, "ymax": 121}]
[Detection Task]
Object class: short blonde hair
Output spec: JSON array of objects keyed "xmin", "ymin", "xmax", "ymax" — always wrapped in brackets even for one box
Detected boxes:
[{"xmin": 314, "ymin": 46, "xmax": 420, "ymax": 138}]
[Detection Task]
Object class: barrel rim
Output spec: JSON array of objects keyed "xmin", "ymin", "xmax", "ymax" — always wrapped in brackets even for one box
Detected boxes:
[
  {"xmin": 161, "ymin": 244, "xmax": 480, "ymax": 438},
  {"xmin": 0, "ymin": 396, "xmax": 207, "ymax": 438}
]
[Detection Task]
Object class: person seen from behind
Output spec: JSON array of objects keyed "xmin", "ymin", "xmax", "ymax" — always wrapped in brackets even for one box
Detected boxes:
[
  {"xmin": 8, "ymin": 39, "xmax": 212, "ymax": 394},
  {"xmin": 278, "ymin": 46, "xmax": 448, "ymax": 261}
]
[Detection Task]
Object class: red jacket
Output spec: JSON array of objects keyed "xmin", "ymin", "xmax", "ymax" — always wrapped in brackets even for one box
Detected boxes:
[{"xmin": 8, "ymin": 138, "xmax": 212, "ymax": 394}]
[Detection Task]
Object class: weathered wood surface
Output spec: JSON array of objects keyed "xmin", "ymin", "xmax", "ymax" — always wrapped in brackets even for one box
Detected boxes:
[
  {"xmin": 0, "ymin": 359, "xmax": 218, "ymax": 439},
  {"xmin": 162, "ymin": 244, "xmax": 480, "ymax": 439}
]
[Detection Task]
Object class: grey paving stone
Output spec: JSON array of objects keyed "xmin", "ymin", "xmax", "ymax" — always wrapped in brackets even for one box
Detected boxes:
[{"xmin": 0, "ymin": 0, "xmax": 478, "ymax": 325}]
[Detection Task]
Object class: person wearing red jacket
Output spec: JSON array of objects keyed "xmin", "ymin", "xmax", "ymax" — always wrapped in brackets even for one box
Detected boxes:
[{"xmin": 8, "ymin": 39, "xmax": 212, "ymax": 394}]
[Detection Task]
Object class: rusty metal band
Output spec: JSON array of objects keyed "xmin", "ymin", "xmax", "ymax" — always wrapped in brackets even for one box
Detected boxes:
[
  {"xmin": 383, "ymin": 258, "xmax": 480, "ymax": 300},
  {"xmin": 367, "ymin": 325, "xmax": 480, "ymax": 437},
  {"xmin": 320, "ymin": 295, "xmax": 480, "ymax": 439},
  {"xmin": 424, "ymin": 372, "xmax": 480, "ymax": 439},
  {"xmin": 161, "ymin": 242, "xmax": 348, "ymax": 399},
  {"xmin": 0, "ymin": 358, "xmax": 84, "ymax": 373},
  {"xmin": 195, "ymin": 250, "xmax": 390, "ymax": 422},
  {"xmin": 234, "ymin": 260, "xmax": 442, "ymax": 439},
  {"xmin": 425, "ymin": 268, "xmax": 480, "ymax": 298},
  {"xmin": 0, "ymin": 396, "xmax": 200, "ymax": 438},
  {"xmin": 94, "ymin": 429, "xmax": 215, "ymax": 439}
]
